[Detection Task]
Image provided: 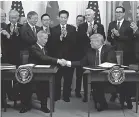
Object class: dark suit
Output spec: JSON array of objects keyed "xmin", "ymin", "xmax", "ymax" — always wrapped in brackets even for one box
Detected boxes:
[
  {"xmin": 51, "ymin": 24, "xmax": 76, "ymax": 99},
  {"xmin": 20, "ymin": 43, "xmax": 58, "ymax": 108},
  {"xmin": 107, "ymin": 19, "xmax": 134, "ymax": 65},
  {"xmin": 6, "ymin": 23, "xmax": 22, "ymax": 66},
  {"xmin": 75, "ymin": 22, "xmax": 105, "ymax": 97},
  {"xmin": 134, "ymin": 21, "xmax": 139, "ymax": 63},
  {"xmin": 72, "ymin": 44, "xmax": 117, "ymax": 107},
  {"xmin": 20, "ymin": 23, "xmax": 40, "ymax": 51}
]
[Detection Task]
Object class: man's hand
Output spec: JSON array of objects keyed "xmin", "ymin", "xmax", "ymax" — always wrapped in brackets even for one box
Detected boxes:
[
  {"xmin": 113, "ymin": 28, "xmax": 120, "ymax": 37},
  {"xmin": 57, "ymin": 59, "xmax": 67, "ymax": 66},
  {"xmin": 93, "ymin": 24, "xmax": 98, "ymax": 33},
  {"xmin": 1, "ymin": 30, "xmax": 10, "ymax": 39},
  {"xmin": 130, "ymin": 22, "xmax": 138, "ymax": 33}
]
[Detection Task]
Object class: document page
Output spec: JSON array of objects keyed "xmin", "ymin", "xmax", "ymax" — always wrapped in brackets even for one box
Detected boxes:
[
  {"xmin": 98, "ymin": 62, "xmax": 116, "ymax": 68},
  {"xmin": 35, "ymin": 65, "xmax": 51, "ymax": 68}
]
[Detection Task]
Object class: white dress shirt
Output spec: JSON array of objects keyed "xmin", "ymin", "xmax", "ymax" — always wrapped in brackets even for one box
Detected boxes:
[{"xmin": 117, "ymin": 18, "xmax": 124, "ymax": 29}]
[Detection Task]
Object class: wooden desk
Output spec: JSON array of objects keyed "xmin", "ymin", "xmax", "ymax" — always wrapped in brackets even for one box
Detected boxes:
[
  {"xmin": 84, "ymin": 70, "xmax": 139, "ymax": 117},
  {"xmin": 1, "ymin": 64, "xmax": 58, "ymax": 117}
]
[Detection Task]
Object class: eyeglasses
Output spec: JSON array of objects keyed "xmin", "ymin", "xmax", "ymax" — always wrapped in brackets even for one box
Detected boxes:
[{"xmin": 116, "ymin": 11, "xmax": 123, "ymax": 13}]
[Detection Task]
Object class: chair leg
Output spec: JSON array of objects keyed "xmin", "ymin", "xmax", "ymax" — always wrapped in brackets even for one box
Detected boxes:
[{"xmin": 14, "ymin": 100, "xmax": 17, "ymax": 108}]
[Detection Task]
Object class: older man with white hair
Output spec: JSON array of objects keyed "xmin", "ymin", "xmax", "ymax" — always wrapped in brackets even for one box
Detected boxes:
[
  {"xmin": 64, "ymin": 33, "xmax": 117, "ymax": 111},
  {"xmin": 6, "ymin": 9, "xmax": 23, "ymax": 65},
  {"xmin": 75, "ymin": 8, "xmax": 105, "ymax": 102}
]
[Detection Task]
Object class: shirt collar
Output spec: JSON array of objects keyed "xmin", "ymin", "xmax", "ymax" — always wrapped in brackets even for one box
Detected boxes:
[
  {"xmin": 43, "ymin": 26, "xmax": 49, "ymax": 30},
  {"xmin": 98, "ymin": 45, "xmax": 103, "ymax": 52},
  {"xmin": 11, "ymin": 23, "xmax": 17, "ymax": 27},
  {"xmin": 60, "ymin": 24, "xmax": 67, "ymax": 29},
  {"xmin": 117, "ymin": 18, "xmax": 124, "ymax": 24},
  {"xmin": 37, "ymin": 43, "xmax": 43, "ymax": 50},
  {"xmin": 28, "ymin": 22, "xmax": 35, "ymax": 29},
  {"xmin": 87, "ymin": 20, "xmax": 94, "ymax": 26}
]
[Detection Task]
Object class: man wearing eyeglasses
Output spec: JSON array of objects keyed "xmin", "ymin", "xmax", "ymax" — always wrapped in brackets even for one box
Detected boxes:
[{"xmin": 107, "ymin": 6, "xmax": 134, "ymax": 109}]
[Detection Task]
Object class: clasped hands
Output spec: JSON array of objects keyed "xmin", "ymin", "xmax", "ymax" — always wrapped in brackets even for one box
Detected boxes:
[
  {"xmin": 57, "ymin": 59, "xmax": 71, "ymax": 67},
  {"xmin": 111, "ymin": 28, "xmax": 120, "ymax": 38}
]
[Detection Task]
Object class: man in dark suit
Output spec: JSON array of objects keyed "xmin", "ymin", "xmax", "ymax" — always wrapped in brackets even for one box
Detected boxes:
[
  {"xmin": 130, "ymin": 6, "xmax": 139, "ymax": 63},
  {"xmin": 74, "ymin": 15, "xmax": 85, "ymax": 98},
  {"xmin": 20, "ymin": 30, "xmax": 65, "ymax": 113},
  {"xmin": 107, "ymin": 6, "xmax": 134, "ymax": 66},
  {"xmin": 40, "ymin": 13, "xmax": 53, "ymax": 55},
  {"xmin": 1, "ymin": 9, "xmax": 12, "ymax": 108},
  {"xmin": 20, "ymin": 11, "xmax": 40, "ymax": 63},
  {"xmin": 76, "ymin": 8, "xmax": 106, "ymax": 102},
  {"xmin": 65, "ymin": 34, "xmax": 117, "ymax": 111},
  {"xmin": 1, "ymin": 10, "xmax": 22, "ymax": 104},
  {"xmin": 51, "ymin": 10, "xmax": 76, "ymax": 102},
  {"xmin": 6, "ymin": 10, "xmax": 22, "ymax": 66},
  {"xmin": 107, "ymin": 6, "xmax": 133, "ymax": 109}
]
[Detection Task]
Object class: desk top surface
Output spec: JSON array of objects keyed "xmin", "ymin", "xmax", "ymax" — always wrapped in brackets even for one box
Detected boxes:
[{"xmin": 1, "ymin": 63, "xmax": 58, "ymax": 74}]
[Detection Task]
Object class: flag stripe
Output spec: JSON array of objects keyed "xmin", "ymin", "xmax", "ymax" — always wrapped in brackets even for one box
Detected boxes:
[{"xmin": 11, "ymin": 1, "xmax": 25, "ymax": 17}]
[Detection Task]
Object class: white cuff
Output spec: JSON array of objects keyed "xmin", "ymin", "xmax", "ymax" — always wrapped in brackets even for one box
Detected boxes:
[{"xmin": 67, "ymin": 61, "xmax": 71, "ymax": 67}]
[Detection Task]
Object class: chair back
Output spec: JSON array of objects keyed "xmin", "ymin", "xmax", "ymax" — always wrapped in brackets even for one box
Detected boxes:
[{"xmin": 115, "ymin": 51, "xmax": 123, "ymax": 65}]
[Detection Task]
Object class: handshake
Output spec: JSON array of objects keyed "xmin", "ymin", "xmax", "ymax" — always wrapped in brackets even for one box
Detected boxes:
[{"xmin": 57, "ymin": 59, "xmax": 71, "ymax": 67}]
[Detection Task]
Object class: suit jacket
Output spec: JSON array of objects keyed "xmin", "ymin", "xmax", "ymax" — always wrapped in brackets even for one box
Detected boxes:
[
  {"xmin": 28, "ymin": 43, "xmax": 58, "ymax": 65},
  {"xmin": 71, "ymin": 44, "xmax": 117, "ymax": 67},
  {"xmin": 1, "ymin": 23, "xmax": 8, "ymax": 63},
  {"xmin": 134, "ymin": 21, "xmax": 139, "ymax": 63},
  {"xmin": 4, "ymin": 23, "xmax": 23, "ymax": 65},
  {"xmin": 51, "ymin": 24, "xmax": 76, "ymax": 60},
  {"xmin": 76, "ymin": 21, "xmax": 105, "ymax": 59},
  {"xmin": 20, "ymin": 23, "xmax": 40, "ymax": 50},
  {"xmin": 107, "ymin": 19, "xmax": 134, "ymax": 52}
]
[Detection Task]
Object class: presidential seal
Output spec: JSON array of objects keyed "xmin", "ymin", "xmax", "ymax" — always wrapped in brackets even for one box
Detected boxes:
[
  {"xmin": 15, "ymin": 67, "xmax": 33, "ymax": 84},
  {"xmin": 108, "ymin": 66, "xmax": 125, "ymax": 85}
]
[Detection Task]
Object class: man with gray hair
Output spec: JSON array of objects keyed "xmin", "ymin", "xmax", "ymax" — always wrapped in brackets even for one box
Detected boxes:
[
  {"xmin": 5, "ymin": 9, "xmax": 22, "ymax": 65},
  {"xmin": 63, "ymin": 33, "xmax": 117, "ymax": 111},
  {"xmin": 75, "ymin": 8, "xmax": 105, "ymax": 102}
]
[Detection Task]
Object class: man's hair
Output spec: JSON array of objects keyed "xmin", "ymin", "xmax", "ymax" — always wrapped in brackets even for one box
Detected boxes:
[
  {"xmin": 41, "ymin": 13, "xmax": 50, "ymax": 20},
  {"xmin": 37, "ymin": 30, "xmax": 47, "ymax": 39},
  {"xmin": 27, "ymin": 11, "xmax": 38, "ymax": 19},
  {"xmin": 90, "ymin": 33, "xmax": 104, "ymax": 44},
  {"xmin": 115, "ymin": 6, "xmax": 125, "ymax": 13},
  {"xmin": 9, "ymin": 9, "xmax": 19, "ymax": 16},
  {"xmin": 76, "ymin": 15, "xmax": 85, "ymax": 21},
  {"xmin": 85, "ymin": 8, "xmax": 95, "ymax": 14},
  {"xmin": 59, "ymin": 10, "xmax": 69, "ymax": 17}
]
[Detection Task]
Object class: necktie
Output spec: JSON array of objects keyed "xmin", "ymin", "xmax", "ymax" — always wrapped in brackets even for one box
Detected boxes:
[
  {"xmin": 95, "ymin": 49, "xmax": 99, "ymax": 66},
  {"xmin": 87, "ymin": 23, "xmax": 92, "ymax": 37},
  {"xmin": 61, "ymin": 26, "xmax": 66, "ymax": 37},
  {"xmin": 45, "ymin": 27, "xmax": 50, "ymax": 35},
  {"xmin": 42, "ymin": 48, "xmax": 45, "ymax": 55},
  {"xmin": 32, "ymin": 27, "xmax": 36, "ymax": 36},
  {"xmin": 13, "ymin": 24, "xmax": 16, "ymax": 32},
  {"xmin": 117, "ymin": 21, "xmax": 120, "ymax": 31}
]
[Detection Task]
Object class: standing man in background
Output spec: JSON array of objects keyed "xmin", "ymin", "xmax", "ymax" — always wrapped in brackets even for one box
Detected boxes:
[
  {"xmin": 51, "ymin": 10, "xmax": 76, "ymax": 102},
  {"xmin": 130, "ymin": 6, "xmax": 139, "ymax": 62},
  {"xmin": 40, "ymin": 13, "xmax": 53, "ymax": 55},
  {"xmin": 107, "ymin": 6, "xmax": 134, "ymax": 109},
  {"xmin": 76, "ymin": 8, "xmax": 105, "ymax": 102},
  {"xmin": 74, "ymin": 15, "xmax": 85, "ymax": 98}
]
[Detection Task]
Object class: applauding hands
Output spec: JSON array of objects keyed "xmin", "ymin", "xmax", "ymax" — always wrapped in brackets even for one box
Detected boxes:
[{"xmin": 57, "ymin": 59, "xmax": 71, "ymax": 67}]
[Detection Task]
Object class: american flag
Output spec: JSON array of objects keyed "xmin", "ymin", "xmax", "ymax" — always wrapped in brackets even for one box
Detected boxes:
[
  {"xmin": 87, "ymin": 1, "xmax": 101, "ymax": 24},
  {"xmin": 11, "ymin": 1, "xmax": 25, "ymax": 17}
]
